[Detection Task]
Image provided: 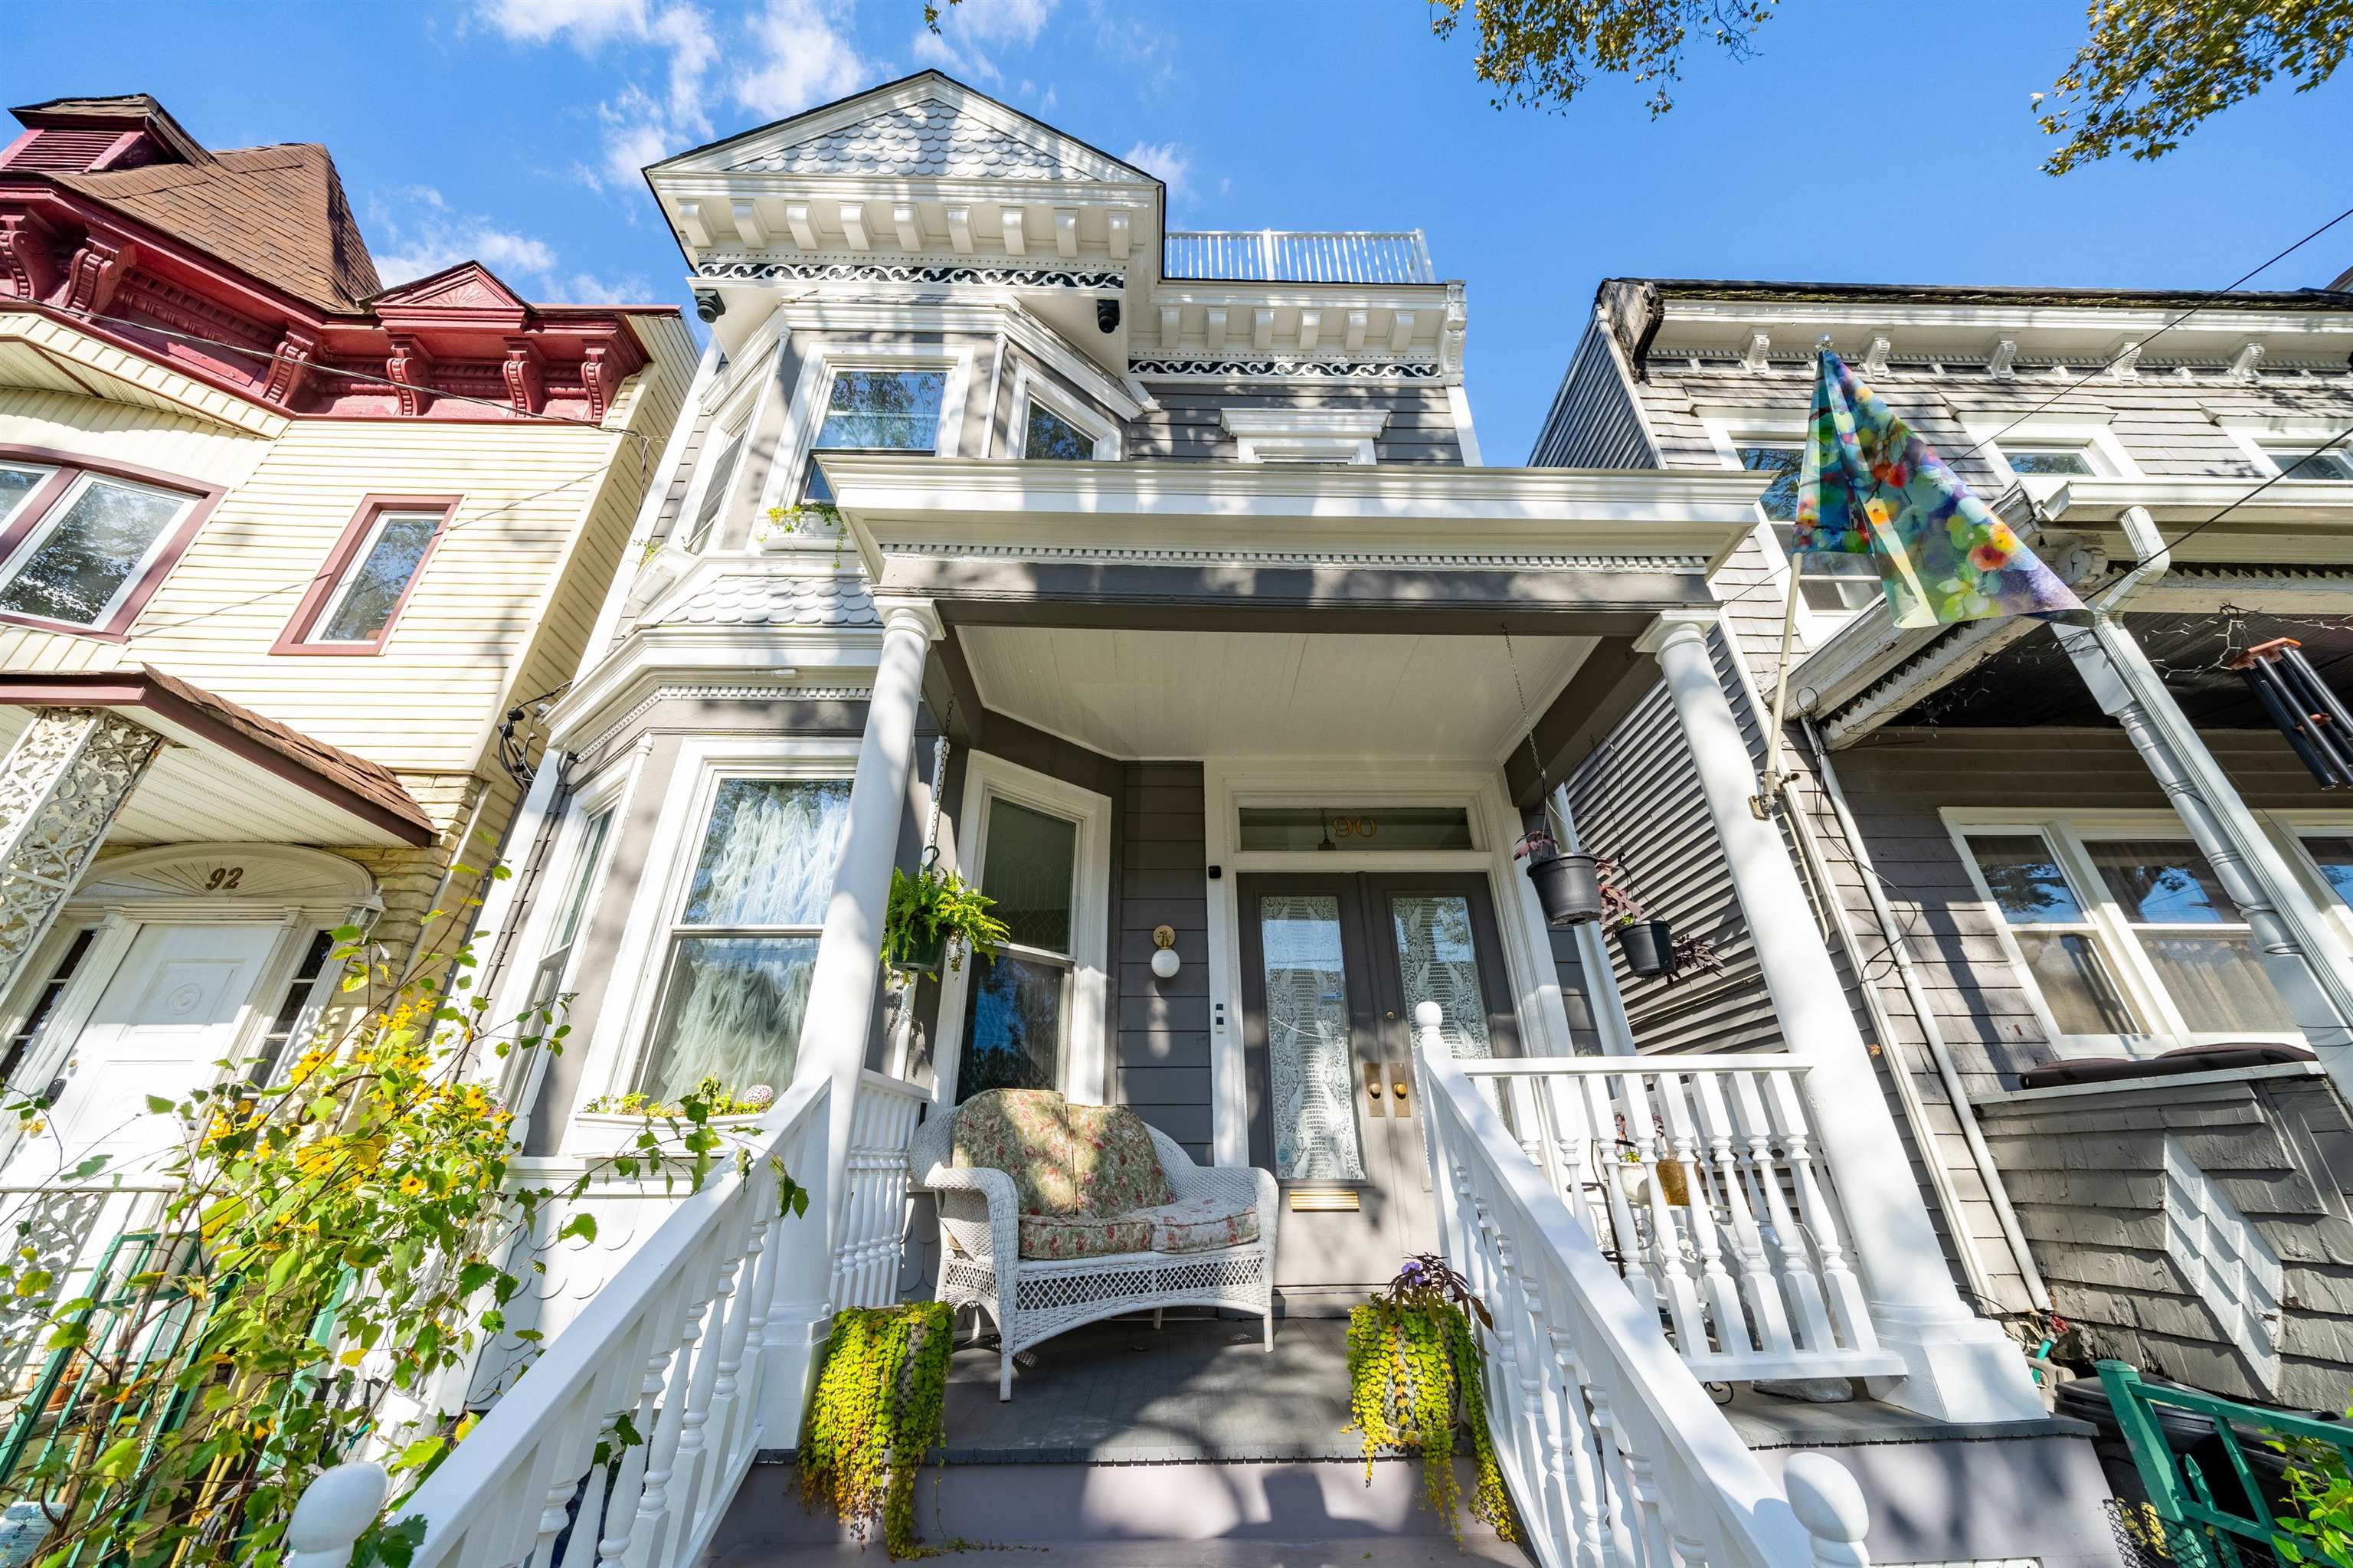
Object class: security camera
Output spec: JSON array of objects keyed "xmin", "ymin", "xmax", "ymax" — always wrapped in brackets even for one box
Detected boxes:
[
  {"xmin": 694, "ymin": 288, "xmax": 726, "ymax": 323},
  {"xmin": 1095, "ymin": 297, "xmax": 1121, "ymax": 333}
]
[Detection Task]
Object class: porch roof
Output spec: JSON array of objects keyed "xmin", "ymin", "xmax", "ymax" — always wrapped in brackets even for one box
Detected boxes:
[{"xmin": 0, "ymin": 666, "xmax": 437, "ymax": 846}]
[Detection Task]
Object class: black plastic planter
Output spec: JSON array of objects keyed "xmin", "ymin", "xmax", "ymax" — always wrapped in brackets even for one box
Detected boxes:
[
  {"xmin": 1523, "ymin": 846, "xmax": 1604, "ymax": 926},
  {"xmin": 890, "ymin": 927, "xmax": 948, "ymax": 975},
  {"xmin": 1617, "ymin": 919, "xmax": 1675, "ymax": 977}
]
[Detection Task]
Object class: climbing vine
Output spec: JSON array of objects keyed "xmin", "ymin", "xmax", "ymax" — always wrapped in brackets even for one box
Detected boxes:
[
  {"xmin": 1345, "ymin": 1255, "xmax": 1516, "ymax": 1544},
  {"xmin": 799, "ymin": 1301, "xmax": 956, "ymax": 1558}
]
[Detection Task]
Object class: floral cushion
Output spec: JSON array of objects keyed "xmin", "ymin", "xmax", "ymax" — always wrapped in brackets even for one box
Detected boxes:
[
  {"xmin": 951, "ymin": 1089, "xmax": 1174, "ymax": 1221},
  {"xmin": 1133, "ymin": 1195, "xmax": 1261, "ymax": 1254},
  {"xmin": 1016, "ymin": 1211, "xmax": 1156, "ymax": 1261}
]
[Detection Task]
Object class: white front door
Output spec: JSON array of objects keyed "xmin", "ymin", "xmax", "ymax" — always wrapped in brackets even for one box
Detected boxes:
[{"xmin": 28, "ymin": 924, "xmax": 280, "ymax": 1180}]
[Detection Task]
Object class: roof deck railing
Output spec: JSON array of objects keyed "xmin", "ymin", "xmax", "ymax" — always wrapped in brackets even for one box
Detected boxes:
[{"xmin": 1164, "ymin": 228, "xmax": 1436, "ymax": 286}]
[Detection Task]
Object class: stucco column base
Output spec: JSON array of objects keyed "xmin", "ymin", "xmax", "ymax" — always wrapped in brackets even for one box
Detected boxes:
[{"xmin": 1641, "ymin": 610, "xmax": 2044, "ymax": 1426}]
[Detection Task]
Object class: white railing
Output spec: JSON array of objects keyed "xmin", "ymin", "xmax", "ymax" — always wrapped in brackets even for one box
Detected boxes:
[
  {"xmin": 289, "ymin": 1076, "xmax": 833, "ymax": 1568},
  {"xmin": 1415, "ymin": 1007, "xmax": 1872, "ymax": 1568},
  {"xmin": 0, "ymin": 1179, "xmax": 174, "ymax": 1390},
  {"xmin": 1163, "ymin": 228, "xmax": 1436, "ymax": 285},
  {"xmin": 829, "ymin": 1069, "xmax": 925, "ymax": 1311},
  {"xmin": 1458, "ymin": 1052, "xmax": 1903, "ymax": 1384}
]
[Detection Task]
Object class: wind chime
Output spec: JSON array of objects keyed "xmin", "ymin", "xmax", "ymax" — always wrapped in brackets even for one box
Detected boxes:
[{"xmin": 2230, "ymin": 637, "xmax": 2353, "ymax": 789}]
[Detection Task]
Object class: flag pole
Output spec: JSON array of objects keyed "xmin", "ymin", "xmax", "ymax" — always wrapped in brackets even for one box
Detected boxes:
[{"xmin": 1752, "ymin": 551, "xmax": 1803, "ymax": 820}]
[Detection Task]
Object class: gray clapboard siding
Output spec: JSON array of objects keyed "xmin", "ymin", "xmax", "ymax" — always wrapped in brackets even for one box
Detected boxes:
[
  {"xmin": 1975, "ymin": 1071, "xmax": 2353, "ymax": 1410},
  {"xmin": 1527, "ymin": 320, "xmax": 1658, "ymax": 469},
  {"xmin": 1127, "ymin": 382, "xmax": 1463, "ymax": 465},
  {"xmin": 1113, "ymin": 761, "xmax": 1212, "ymax": 1160}
]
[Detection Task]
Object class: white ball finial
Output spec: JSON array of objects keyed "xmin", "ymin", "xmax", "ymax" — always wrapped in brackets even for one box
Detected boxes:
[
  {"xmin": 286, "ymin": 1462, "xmax": 392, "ymax": 1568},
  {"xmin": 1413, "ymin": 1000, "xmax": 1444, "ymax": 1030},
  {"xmin": 1784, "ymin": 1451, "xmax": 1870, "ymax": 1568}
]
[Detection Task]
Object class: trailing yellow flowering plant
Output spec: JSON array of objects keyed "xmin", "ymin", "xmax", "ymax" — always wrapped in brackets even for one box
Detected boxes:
[{"xmin": 0, "ymin": 875, "xmax": 806, "ymax": 1568}]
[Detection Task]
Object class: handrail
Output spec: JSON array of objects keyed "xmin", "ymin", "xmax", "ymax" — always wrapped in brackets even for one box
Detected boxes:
[
  {"xmin": 1415, "ymin": 1006, "xmax": 1870, "ymax": 1568},
  {"xmin": 2099, "ymin": 1359, "xmax": 2352, "ymax": 1563},
  {"xmin": 287, "ymin": 1075, "xmax": 832, "ymax": 1568},
  {"xmin": 1455, "ymin": 1052, "xmax": 1902, "ymax": 1383},
  {"xmin": 1163, "ymin": 228, "xmax": 1436, "ymax": 285}
]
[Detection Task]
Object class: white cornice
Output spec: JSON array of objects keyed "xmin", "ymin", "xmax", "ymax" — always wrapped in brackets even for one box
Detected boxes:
[
  {"xmin": 550, "ymin": 619, "xmax": 889, "ymax": 750},
  {"xmin": 816, "ymin": 454, "xmax": 1766, "ymax": 574}
]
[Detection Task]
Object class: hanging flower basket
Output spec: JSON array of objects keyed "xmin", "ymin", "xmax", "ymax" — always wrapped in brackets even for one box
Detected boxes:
[
  {"xmin": 1616, "ymin": 918, "xmax": 1675, "ymax": 978},
  {"xmin": 1517, "ymin": 834, "xmax": 1603, "ymax": 927},
  {"xmin": 888, "ymin": 925, "xmax": 949, "ymax": 977},
  {"xmin": 881, "ymin": 849, "xmax": 1008, "ymax": 982}
]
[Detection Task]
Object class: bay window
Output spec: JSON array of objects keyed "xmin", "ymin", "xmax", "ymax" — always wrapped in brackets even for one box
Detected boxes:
[
  {"xmin": 637, "ymin": 776, "xmax": 851, "ymax": 1105},
  {"xmin": 0, "ymin": 454, "xmax": 210, "ymax": 635},
  {"xmin": 1956, "ymin": 817, "xmax": 2298, "ymax": 1052},
  {"xmin": 800, "ymin": 368, "xmax": 949, "ymax": 503}
]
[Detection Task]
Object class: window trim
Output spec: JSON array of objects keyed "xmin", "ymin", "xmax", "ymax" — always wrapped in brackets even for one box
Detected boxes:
[
  {"xmin": 573, "ymin": 735, "xmax": 860, "ymax": 1124},
  {"xmin": 1946, "ymin": 807, "xmax": 2303, "ymax": 1057},
  {"xmin": 0, "ymin": 444, "xmax": 223, "ymax": 643},
  {"xmin": 2219, "ymin": 419, "xmax": 2353, "ymax": 481},
  {"xmin": 273, "ymin": 493, "xmax": 460, "ymax": 655},
  {"xmin": 1694, "ymin": 411, "xmax": 1872, "ymax": 643},
  {"xmin": 930, "ymin": 751, "xmax": 1111, "ymax": 1109},
  {"xmin": 1220, "ymin": 409, "xmax": 1386, "ymax": 466},
  {"xmin": 1009, "ymin": 362, "xmax": 1121, "ymax": 460},
  {"xmin": 764, "ymin": 342, "xmax": 975, "ymax": 525},
  {"xmin": 1959, "ymin": 414, "xmax": 2142, "ymax": 486}
]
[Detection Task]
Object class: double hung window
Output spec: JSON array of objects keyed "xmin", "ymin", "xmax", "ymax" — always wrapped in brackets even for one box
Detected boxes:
[
  {"xmin": 0, "ymin": 457, "xmax": 205, "ymax": 633},
  {"xmin": 1024, "ymin": 401, "xmax": 1095, "ymax": 460},
  {"xmin": 1737, "ymin": 444, "xmax": 1878, "ymax": 617},
  {"xmin": 955, "ymin": 797, "xmax": 1081, "ymax": 1102},
  {"xmin": 639, "ymin": 777, "xmax": 851, "ymax": 1105},
  {"xmin": 800, "ymin": 369, "xmax": 948, "ymax": 503},
  {"xmin": 1959, "ymin": 821, "xmax": 2296, "ymax": 1051},
  {"xmin": 2260, "ymin": 444, "xmax": 2353, "ymax": 482},
  {"xmin": 525, "ymin": 805, "xmax": 616, "ymax": 1033},
  {"xmin": 281, "ymin": 496, "xmax": 455, "ymax": 651}
]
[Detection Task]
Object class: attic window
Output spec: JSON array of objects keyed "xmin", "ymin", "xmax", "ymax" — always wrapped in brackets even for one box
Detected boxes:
[{"xmin": 1221, "ymin": 409, "xmax": 1389, "ymax": 465}]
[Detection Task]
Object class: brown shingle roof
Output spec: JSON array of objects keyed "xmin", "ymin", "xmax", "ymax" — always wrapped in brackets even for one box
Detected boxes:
[{"xmin": 56, "ymin": 142, "xmax": 381, "ymax": 313}]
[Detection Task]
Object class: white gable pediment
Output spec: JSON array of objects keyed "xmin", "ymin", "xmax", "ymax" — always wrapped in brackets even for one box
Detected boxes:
[{"xmin": 656, "ymin": 72, "xmax": 1152, "ymax": 191}]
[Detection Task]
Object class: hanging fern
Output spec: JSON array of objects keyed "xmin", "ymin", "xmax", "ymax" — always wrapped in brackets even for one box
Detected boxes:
[
  {"xmin": 1345, "ymin": 1258, "xmax": 1517, "ymax": 1544},
  {"xmin": 882, "ymin": 859, "xmax": 1009, "ymax": 980},
  {"xmin": 798, "ymin": 1302, "xmax": 956, "ymax": 1558}
]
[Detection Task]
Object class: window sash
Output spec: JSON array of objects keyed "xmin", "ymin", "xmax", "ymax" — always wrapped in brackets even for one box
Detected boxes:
[
  {"xmin": 2001, "ymin": 444, "xmax": 2100, "ymax": 476},
  {"xmin": 0, "ymin": 463, "xmax": 57, "ymax": 533},
  {"xmin": 0, "ymin": 471, "xmax": 195, "ymax": 628},
  {"xmin": 305, "ymin": 509, "xmax": 443, "ymax": 644},
  {"xmin": 2262, "ymin": 445, "xmax": 2353, "ymax": 481},
  {"xmin": 802, "ymin": 368, "xmax": 950, "ymax": 502}
]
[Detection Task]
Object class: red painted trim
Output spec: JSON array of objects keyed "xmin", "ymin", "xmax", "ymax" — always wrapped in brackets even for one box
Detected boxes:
[
  {"xmin": 270, "ymin": 493, "xmax": 460, "ymax": 656},
  {"xmin": 0, "ymin": 130, "xmax": 38, "ymax": 170},
  {"xmin": 0, "ymin": 443, "xmax": 224, "ymax": 641},
  {"xmin": 0, "ymin": 669, "xmax": 435, "ymax": 845}
]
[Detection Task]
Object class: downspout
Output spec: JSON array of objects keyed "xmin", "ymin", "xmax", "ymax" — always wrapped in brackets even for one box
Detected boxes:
[{"xmin": 1801, "ymin": 715, "xmax": 2052, "ymax": 1312}]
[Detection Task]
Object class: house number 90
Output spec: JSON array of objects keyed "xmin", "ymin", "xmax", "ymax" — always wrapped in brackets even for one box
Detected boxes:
[
  {"xmin": 205, "ymin": 867, "xmax": 245, "ymax": 891},
  {"xmin": 1331, "ymin": 817, "xmax": 1378, "ymax": 840}
]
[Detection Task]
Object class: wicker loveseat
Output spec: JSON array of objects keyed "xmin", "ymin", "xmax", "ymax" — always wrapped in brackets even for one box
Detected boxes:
[{"xmin": 911, "ymin": 1088, "xmax": 1278, "ymax": 1399}]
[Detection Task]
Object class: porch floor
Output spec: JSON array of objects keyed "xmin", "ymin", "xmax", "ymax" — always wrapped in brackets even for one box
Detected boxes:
[{"xmin": 936, "ymin": 1314, "xmax": 1356, "ymax": 1463}]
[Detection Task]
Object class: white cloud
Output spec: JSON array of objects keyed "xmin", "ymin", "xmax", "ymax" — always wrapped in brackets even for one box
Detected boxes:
[
  {"xmin": 908, "ymin": 0, "xmax": 1052, "ymax": 84},
  {"xmin": 736, "ymin": 0, "xmax": 874, "ymax": 116},
  {"xmin": 477, "ymin": 0, "xmax": 650, "ymax": 44},
  {"xmin": 1122, "ymin": 139, "xmax": 1190, "ymax": 205},
  {"xmin": 368, "ymin": 191, "xmax": 633, "ymax": 303}
]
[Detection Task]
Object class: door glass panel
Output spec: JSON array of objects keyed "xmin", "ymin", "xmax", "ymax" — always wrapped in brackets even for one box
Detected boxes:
[
  {"xmin": 980, "ymin": 799, "xmax": 1077, "ymax": 953},
  {"xmin": 1388, "ymin": 895, "xmax": 1493, "ymax": 1059},
  {"xmin": 1259, "ymin": 895, "xmax": 1365, "ymax": 1180},
  {"xmin": 957, "ymin": 952, "xmax": 1065, "ymax": 1101}
]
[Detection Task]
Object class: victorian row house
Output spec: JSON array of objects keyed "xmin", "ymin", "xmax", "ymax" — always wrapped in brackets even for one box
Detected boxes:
[
  {"xmin": 0, "ymin": 94, "xmax": 691, "ymax": 1301},
  {"xmin": 1529, "ymin": 277, "xmax": 2353, "ymax": 1416}
]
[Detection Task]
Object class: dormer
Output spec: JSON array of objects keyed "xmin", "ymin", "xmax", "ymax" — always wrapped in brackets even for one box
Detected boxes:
[{"xmin": 1, "ymin": 95, "xmax": 209, "ymax": 175}]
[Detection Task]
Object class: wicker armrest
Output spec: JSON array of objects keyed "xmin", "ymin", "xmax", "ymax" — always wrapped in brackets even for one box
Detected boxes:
[
  {"xmin": 1163, "ymin": 1162, "xmax": 1267, "ymax": 1210},
  {"xmin": 921, "ymin": 1162, "xmax": 1019, "ymax": 1265}
]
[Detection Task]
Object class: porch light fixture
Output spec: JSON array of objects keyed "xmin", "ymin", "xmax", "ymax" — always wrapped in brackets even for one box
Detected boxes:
[{"xmin": 1150, "ymin": 924, "xmax": 1181, "ymax": 980}]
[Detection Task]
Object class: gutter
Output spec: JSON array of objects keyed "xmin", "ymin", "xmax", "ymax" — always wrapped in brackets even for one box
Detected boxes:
[{"xmin": 1800, "ymin": 715, "xmax": 2053, "ymax": 1312}]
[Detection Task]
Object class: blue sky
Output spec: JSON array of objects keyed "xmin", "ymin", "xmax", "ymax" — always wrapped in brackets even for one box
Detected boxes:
[{"xmin": 8, "ymin": 2, "xmax": 2350, "ymax": 460}]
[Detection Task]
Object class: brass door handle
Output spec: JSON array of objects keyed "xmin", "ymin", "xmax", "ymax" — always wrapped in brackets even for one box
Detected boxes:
[
  {"xmin": 1391, "ymin": 1079, "xmax": 1409, "ymax": 1102},
  {"xmin": 1363, "ymin": 1061, "xmax": 1386, "ymax": 1117}
]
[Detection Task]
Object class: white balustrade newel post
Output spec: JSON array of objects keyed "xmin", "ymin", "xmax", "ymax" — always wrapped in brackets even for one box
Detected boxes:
[
  {"xmin": 761, "ymin": 598, "xmax": 938, "ymax": 1437},
  {"xmin": 284, "ymin": 1462, "xmax": 390, "ymax": 1568},
  {"xmin": 1638, "ymin": 610, "xmax": 2042, "ymax": 1422}
]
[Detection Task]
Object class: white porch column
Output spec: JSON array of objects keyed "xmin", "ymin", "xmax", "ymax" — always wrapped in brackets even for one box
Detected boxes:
[
  {"xmin": 1639, "ymin": 611, "xmax": 2041, "ymax": 1422},
  {"xmin": 759, "ymin": 597, "xmax": 938, "ymax": 1435},
  {"xmin": 2055, "ymin": 612, "xmax": 2353, "ymax": 1088},
  {"xmin": 0, "ymin": 709, "xmax": 162, "ymax": 1000}
]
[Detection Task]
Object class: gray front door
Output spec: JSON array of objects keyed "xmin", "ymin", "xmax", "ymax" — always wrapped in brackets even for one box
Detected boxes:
[{"xmin": 1237, "ymin": 873, "xmax": 1520, "ymax": 1295}]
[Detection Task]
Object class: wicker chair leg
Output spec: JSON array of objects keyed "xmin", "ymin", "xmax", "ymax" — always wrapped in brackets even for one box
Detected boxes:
[
  {"xmin": 1154, "ymin": 1307, "xmax": 1163, "ymax": 1331},
  {"xmin": 999, "ymin": 1345, "xmax": 1014, "ymax": 1401},
  {"xmin": 1262, "ymin": 1305, "xmax": 1273, "ymax": 1350}
]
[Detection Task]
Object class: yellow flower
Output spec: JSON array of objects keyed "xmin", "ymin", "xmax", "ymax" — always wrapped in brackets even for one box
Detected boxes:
[{"xmin": 399, "ymin": 1174, "xmax": 427, "ymax": 1196}]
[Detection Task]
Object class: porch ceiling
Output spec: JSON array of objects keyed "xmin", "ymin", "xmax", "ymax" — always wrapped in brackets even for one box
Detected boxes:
[{"xmin": 957, "ymin": 624, "xmax": 1592, "ymax": 761}]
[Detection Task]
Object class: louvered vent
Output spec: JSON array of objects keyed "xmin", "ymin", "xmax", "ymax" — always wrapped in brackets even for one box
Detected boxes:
[{"xmin": 5, "ymin": 128, "xmax": 127, "ymax": 171}]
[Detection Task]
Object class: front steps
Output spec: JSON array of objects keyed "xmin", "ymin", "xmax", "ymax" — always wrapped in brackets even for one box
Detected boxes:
[{"xmin": 709, "ymin": 1316, "xmax": 1527, "ymax": 1566}]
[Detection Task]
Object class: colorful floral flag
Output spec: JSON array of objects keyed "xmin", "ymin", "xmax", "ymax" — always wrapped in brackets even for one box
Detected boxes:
[{"xmin": 1791, "ymin": 349, "xmax": 2081, "ymax": 628}]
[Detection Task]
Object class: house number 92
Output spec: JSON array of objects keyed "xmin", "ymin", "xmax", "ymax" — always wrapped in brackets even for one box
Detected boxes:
[{"xmin": 205, "ymin": 866, "xmax": 245, "ymax": 891}]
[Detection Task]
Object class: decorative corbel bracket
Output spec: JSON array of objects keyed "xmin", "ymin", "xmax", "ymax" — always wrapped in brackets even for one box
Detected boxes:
[
  {"xmin": 0, "ymin": 209, "xmax": 62, "ymax": 301},
  {"xmin": 502, "ymin": 336, "xmax": 547, "ymax": 416},
  {"xmin": 385, "ymin": 335, "xmax": 436, "ymax": 417},
  {"xmin": 262, "ymin": 324, "xmax": 319, "ymax": 407},
  {"xmin": 61, "ymin": 234, "xmax": 138, "ymax": 318}
]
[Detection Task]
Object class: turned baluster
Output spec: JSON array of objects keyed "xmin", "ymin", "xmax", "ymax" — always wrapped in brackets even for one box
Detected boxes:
[
  {"xmin": 596, "ymin": 1276, "xmax": 695, "ymax": 1568},
  {"xmin": 1691, "ymin": 1071, "xmax": 1793, "ymax": 1360},
  {"xmin": 1766, "ymin": 1071, "xmax": 1878, "ymax": 1352},
  {"xmin": 629, "ymin": 1230, "xmax": 725, "ymax": 1568},
  {"xmin": 680, "ymin": 1192, "xmax": 758, "ymax": 1536},
  {"xmin": 1612, "ymin": 1069, "xmax": 1703, "ymax": 1354},
  {"xmin": 666, "ymin": 1220, "xmax": 743, "ymax": 1553},
  {"xmin": 1579, "ymin": 1074, "xmax": 1658, "ymax": 1321},
  {"xmin": 1653, "ymin": 1071, "xmax": 1744, "ymax": 1357},
  {"xmin": 1542, "ymin": 1319, "xmax": 1618, "ymax": 1568},
  {"xmin": 1729, "ymin": 1069, "xmax": 1834, "ymax": 1352}
]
